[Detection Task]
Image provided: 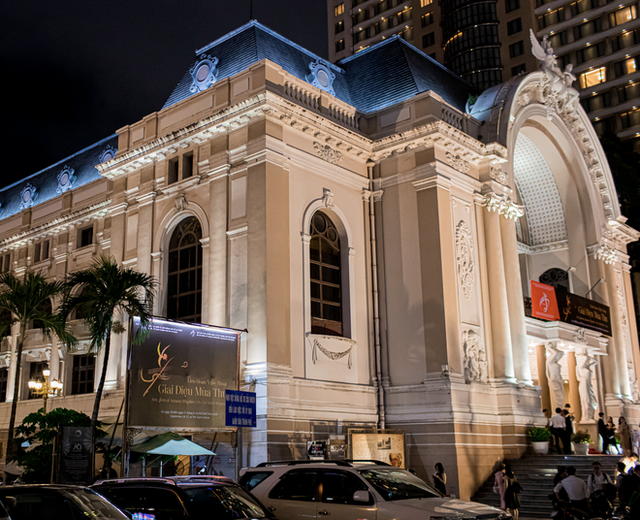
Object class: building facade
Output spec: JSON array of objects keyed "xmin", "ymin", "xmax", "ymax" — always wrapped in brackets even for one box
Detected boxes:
[
  {"xmin": 0, "ymin": 21, "xmax": 638, "ymax": 499},
  {"xmin": 328, "ymin": 0, "xmax": 640, "ymax": 147}
]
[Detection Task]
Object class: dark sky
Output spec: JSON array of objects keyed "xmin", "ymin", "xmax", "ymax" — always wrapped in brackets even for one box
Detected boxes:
[{"xmin": 0, "ymin": 1, "xmax": 327, "ymax": 188}]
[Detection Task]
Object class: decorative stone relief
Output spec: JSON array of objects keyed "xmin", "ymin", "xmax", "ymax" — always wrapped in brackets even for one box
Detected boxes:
[
  {"xmin": 490, "ymin": 164, "xmax": 509, "ymax": 185},
  {"xmin": 24, "ymin": 347, "xmax": 51, "ymax": 363},
  {"xmin": 322, "ymin": 188, "xmax": 335, "ymax": 209},
  {"xmin": 576, "ymin": 349, "xmax": 598, "ymax": 421},
  {"xmin": 455, "ymin": 220, "xmax": 475, "ymax": 299},
  {"xmin": 311, "ymin": 338, "xmax": 352, "ymax": 369},
  {"xmin": 617, "ymin": 286, "xmax": 629, "ymax": 341},
  {"xmin": 19, "ymin": 183, "xmax": 37, "ymax": 210},
  {"xmin": 175, "ymin": 194, "xmax": 188, "ymax": 212},
  {"xmin": 573, "ymin": 328, "xmax": 588, "ymax": 345},
  {"xmin": 100, "ymin": 145, "xmax": 117, "ymax": 163},
  {"xmin": 479, "ymin": 193, "xmax": 524, "ymax": 220},
  {"xmin": 314, "ymin": 142, "xmax": 343, "ymax": 165},
  {"xmin": 628, "ymin": 360, "xmax": 640, "ymax": 402},
  {"xmin": 56, "ymin": 166, "xmax": 75, "ymax": 194},
  {"xmin": 462, "ymin": 330, "xmax": 487, "ymax": 383},
  {"xmin": 0, "ymin": 353, "xmax": 10, "ymax": 369},
  {"xmin": 445, "ymin": 151, "xmax": 470, "ymax": 173},
  {"xmin": 189, "ymin": 55, "xmax": 219, "ymax": 93},
  {"xmin": 545, "ymin": 342, "xmax": 565, "ymax": 409}
]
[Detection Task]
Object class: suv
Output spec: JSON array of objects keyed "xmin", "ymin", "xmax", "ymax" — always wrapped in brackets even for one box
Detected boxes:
[
  {"xmin": 92, "ymin": 476, "xmax": 275, "ymax": 520},
  {"xmin": 240, "ymin": 461, "xmax": 511, "ymax": 520}
]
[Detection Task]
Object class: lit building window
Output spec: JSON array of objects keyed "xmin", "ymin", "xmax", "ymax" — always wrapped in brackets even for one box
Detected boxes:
[
  {"xmin": 610, "ymin": 5, "xmax": 637, "ymax": 27},
  {"xmin": 621, "ymin": 107, "xmax": 640, "ymax": 129},
  {"xmin": 615, "ymin": 57, "xmax": 637, "ymax": 77},
  {"xmin": 335, "ymin": 3, "xmax": 344, "ymax": 16},
  {"xmin": 420, "ymin": 0, "xmax": 433, "ymax": 7},
  {"xmin": 579, "ymin": 67, "xmax": 606, "ymax": 88}
]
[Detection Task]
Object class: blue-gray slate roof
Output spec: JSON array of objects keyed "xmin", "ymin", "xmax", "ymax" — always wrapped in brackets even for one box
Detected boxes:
[
  {"xmin": 164, "ymin": 21, "xmax": 474, "ymax": 113},
  {"xmin": 0, "ymin": 135, "xmax": 117, "ymax": 221}
]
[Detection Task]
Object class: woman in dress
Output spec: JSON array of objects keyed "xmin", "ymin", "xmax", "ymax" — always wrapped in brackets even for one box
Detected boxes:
[
  {"xmin": 433, "ymin": 463, "xmax": 446, "ymax": 495},
  {"xmin": 619, "ymin": 416, "xmax": 633, "ymax": 457},
  {"xmin": 504, "ymin": 463, "xmax": 521, "ymax": 520}
]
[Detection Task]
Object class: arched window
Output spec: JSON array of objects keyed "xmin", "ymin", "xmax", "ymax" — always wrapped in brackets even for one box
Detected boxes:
[
  {"xmin": 310, "ymin": 212, "xmax": 342, "ymax": 336},
  {"xmin": 167, "ymin": 217, "xmax": 203, "ymax": 323},
  {"xmin": 539, "ymin": 268, "xmax": 569, "ymax": 291}
]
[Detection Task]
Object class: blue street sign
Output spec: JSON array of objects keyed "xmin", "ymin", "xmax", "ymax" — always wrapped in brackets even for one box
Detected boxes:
[{"xmin": 225, "ymin": 390, "xmax": 257, "ymax": 428}]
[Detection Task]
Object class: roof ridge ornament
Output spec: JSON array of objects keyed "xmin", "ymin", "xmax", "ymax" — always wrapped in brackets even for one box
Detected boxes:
[
  {"xmin": 57, "ymin": 166, "xmax": 76, "ymax": 194},
  {"xmin": 307, "ymin": 59, "xmax": 336, "ymax": 96},
  {"xmin": 19, "ymin": 183, "xmax": 37, "ymax": 210},
  {"xmin": 529, "ymin": 29, "xmax": 579, "ymax": 119},
  {"xmin": 190, "ymin": 54, "xmax": 219, "ymax": 93}
]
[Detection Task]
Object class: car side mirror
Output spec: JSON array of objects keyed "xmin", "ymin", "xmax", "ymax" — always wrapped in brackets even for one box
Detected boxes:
[{"xmin": 353, "ymin": 490, "xmax": 370, "ymax": 503}]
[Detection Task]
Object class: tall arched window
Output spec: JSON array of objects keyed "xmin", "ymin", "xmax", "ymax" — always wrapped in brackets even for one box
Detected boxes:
[
  {"xmin": 310, "ymin": 212, "xmax": 342, "ymax": 336},
  {"xmin": 167, "ymin": 217, "xmax": 203, "ymax": 323}
]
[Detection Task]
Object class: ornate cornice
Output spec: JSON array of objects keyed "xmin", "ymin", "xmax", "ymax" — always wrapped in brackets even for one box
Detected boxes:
[
  {"xmin": 0, "ymin": 200, "xmax": 111, "ymax": 253},
  {"xmin": 517, "ymin": 240, "xmax": 569, "ymax": 255}
]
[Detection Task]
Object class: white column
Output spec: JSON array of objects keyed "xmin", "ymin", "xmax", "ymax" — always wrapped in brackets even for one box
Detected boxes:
[
  {"xmin": 500, "ymin": 215, "xmax": 532, "ymax": 384},
  {"xmin": 482, "ymin": 208, "xmax": 515, "ymax": 381},
  {"xmin": 605, "ymin": 261, "xmax": 631, "ymax": 398}
]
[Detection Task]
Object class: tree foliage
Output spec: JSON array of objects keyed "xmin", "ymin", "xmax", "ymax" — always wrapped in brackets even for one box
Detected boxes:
[
  {"xmin": 61, "ymin": 255, "xmax": 155, "ymax": 426},
  {"xmin": 0, "ymin": 272, "xmax": 74, "ymax": 459},
  {"xmin": 13, "ymin": 407, "xmax": 92, "ymax": 483}
]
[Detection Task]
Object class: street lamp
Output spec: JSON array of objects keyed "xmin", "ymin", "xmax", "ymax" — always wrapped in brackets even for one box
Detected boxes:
[{"xmin": 28, "ymin": 368, "xmax": 63, "ymax": 411}]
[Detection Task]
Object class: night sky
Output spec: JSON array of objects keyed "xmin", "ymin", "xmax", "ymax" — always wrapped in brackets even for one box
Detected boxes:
[{"xmin": 0, "ymin": 1, "xmax": 327, "ymax": 188}]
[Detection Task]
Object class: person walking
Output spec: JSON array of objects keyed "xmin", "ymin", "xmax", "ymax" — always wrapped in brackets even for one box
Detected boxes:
[
  {"xmin": 503, "ymin": 463, "xmax": 521, "ymax": 520},
  {"xmin": 550, "ymin": 408, "xmax": 566, "ymax": 454},
  {"xmin": 562, "ymin": 409, "xmax": 573, "ymax": 455},
  {"xmin": 598, "ymin": 412, "xmax": 610, "ymax": 454},
  {"xmin": 433, "ymin": 463, "xmax": 446, "ymax": 495},
  {"xmin": 554, "ymin": 466, "xmax": 589, "ymax": 513},
  {"xmin": 620, "ymin": 416, "xmax": 633, "ymax": 457},
  {"xmin": 553, "ymin": 466, "xmax": 569, "ymax": 503},
  {"xmin": 494, "ymin": 462, "xmax": 506, "ymax": 510}
]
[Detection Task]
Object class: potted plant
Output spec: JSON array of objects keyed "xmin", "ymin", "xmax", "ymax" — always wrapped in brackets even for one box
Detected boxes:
[
  {"xmin": 527, "ymin": 427, "xmax": 552, "ymax": 454},
  {"xmin": 571, "ymin": 430, "xmax": 591, "ymax": 455}
]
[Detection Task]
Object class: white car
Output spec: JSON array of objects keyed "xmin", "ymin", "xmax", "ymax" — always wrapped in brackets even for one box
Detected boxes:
[{"xmin": 239, "ymin": 460, "xmax": 511, "ymax": 520}]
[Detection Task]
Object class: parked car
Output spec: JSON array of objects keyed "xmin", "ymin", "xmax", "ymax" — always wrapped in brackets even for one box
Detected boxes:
[
  {"xmin": 92, "ymin": 475, "xmax": 274, "ymax": 519},
  {"xmin": 240, "ymin": 460, "xmax": 512, "ymax": 520},
  {"xmin": 0, "ymin": 484, "xmax": 130, "ymax": 520}
]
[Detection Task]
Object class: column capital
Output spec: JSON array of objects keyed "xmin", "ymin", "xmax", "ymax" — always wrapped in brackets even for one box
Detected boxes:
[{"xmin": 475, "ymin": 192, "xmax": 523, "ymax": 220}]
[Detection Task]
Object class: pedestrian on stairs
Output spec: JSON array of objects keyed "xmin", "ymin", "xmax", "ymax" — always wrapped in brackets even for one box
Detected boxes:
[
  {"xmin": 503, "ymin": 463, "xmax": 521, "ymax": 520},
  {"xmin": 561, "ymin": 409, "xmax": 574, "ymax": 455},
  {"xmin": 619, "ymin": 416, "xmax": 633, "ymax": 457},
  {"xmin": 554, "ymin": 466, "xmax": 589, "ymax": 513},
  {"xmin": 598, "ymin": 412, "xmax": 610, "ymax": 454},
  {"xmin": 494, "ymin": 462, "xmax": 506, "ymax": 509},
  {"xmin": 550, "ymin": 408, "xmax": 566, "ymax": 454}
]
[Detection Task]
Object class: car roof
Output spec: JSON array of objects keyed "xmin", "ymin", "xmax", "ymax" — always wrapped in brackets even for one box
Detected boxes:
[
  {"xmin": 250, "ymin": 460, "xmax": 391, "ymax": 469},
  {"xmin": 92, "ymin": 476, "xmax": 235, "ymax": 488}
]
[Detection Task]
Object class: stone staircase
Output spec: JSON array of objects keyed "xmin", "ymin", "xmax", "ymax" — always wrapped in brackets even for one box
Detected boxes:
[{"xmin": 471, "ymin": 455, "xmax": 620, "ymax": 519}]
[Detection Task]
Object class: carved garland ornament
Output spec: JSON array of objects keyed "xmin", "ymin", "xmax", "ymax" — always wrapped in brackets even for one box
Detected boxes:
[
  {"xmin": 479, "ymin": 193, "xmax": 524, "ymax": 220},
  {"xmin": 314, "ymin": 142, "xmax": 343, "ymax": 165},
  {"xmin": 490, "ymin": 164, "xmax": 509, "ymax": 185},
  {"xmin": 594, "ymin": 243, "xmax": 618, "ymax": 265},
  {"xmin": 455, "ymin": 220, "xmax": 475, "ymax": 299},
  {"xmin": 311, "ymin": 339, "xmax": 352, "ymax": 369}
]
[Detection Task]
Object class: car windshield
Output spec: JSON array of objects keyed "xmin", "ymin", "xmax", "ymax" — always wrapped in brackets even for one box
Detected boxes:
[
  {"xmin": 182, "ymin": 485, "xmax": 270, "ymax": 519},
  {"xmin": 0, "ymin": 487, "xmax": 129, "ymax": 520},
  {"xmin": 359, "ymin": 468, "xmax": 442, "ymax": 501}
]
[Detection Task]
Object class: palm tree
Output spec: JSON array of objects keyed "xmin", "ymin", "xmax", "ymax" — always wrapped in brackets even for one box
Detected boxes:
[
  {"xmin": 61, "ymin": 256, "xmax": 155, "ymax": 427},
  {"xmin": 0, "ymin": 272, "xmax": 73, "ymax": 459}
]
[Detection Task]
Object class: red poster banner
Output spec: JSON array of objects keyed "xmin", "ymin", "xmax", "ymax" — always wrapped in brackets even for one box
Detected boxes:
[{"xmin": 531, "ymin": 281, "xmax": 560, "ymax": 321}]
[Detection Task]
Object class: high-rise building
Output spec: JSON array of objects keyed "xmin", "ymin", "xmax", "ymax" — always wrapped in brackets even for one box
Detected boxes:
[{"xmin": 328, "ymin": 0, "xmax": 640, "ymax": 146}]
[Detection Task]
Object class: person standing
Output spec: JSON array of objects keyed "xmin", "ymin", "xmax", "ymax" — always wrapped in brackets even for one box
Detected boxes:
[
  {"xmin": 620, "ymin": 416, "xmax": 633, "ymax": 457},
  {"xmin": 554, "ymin": 466, "xmax": 589, "ymax": 513},
  {"xmin": 562, "ymin": 409, "xmax": 573, "ymax": 455},
  {"xmin": 554, "ymin": 466, "xmax": 569, "ymax": 502},
  {"xmin": 607, "ymin": 417, "xmax": 619, "ymax": 454},
  {"xmin": 494, "ymin": 462, "xmax": 506, "ymax": 510},
  {"xmin": 598, "ymin": 412, "xmax": 610, "ymax": 454},
  {"xmin": 587, "ymin": 461, "xmax": 613, "ymax": 495},
  {"xmin": 433, "ymin": 463, "xmax": 446, "ymax": 495},
  {"xmin": 550, "ymin": 408, "xmax": 566, "ymax": 454},
  {"xmin": 503, "ymin": 463, "xmax": 521, "ymax": 520}
]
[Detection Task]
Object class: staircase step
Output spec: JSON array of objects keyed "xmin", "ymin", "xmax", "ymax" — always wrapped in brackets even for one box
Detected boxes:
[{"xmin": 471, "ymin": 454, "xmax": 621, "ymax": 518}]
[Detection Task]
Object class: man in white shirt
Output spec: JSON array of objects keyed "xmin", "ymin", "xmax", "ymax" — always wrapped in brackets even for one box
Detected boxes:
[
  {"xmin": 555, "ymin": 466, "xmax": 589, "ymax": 512},
  {"xmin": 550, "ymin": 408, "xmax": 566, "ymax": 453},
  {"xmin": 587, "ymin": 461, "xmax": 613, "ymax": 495}
]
